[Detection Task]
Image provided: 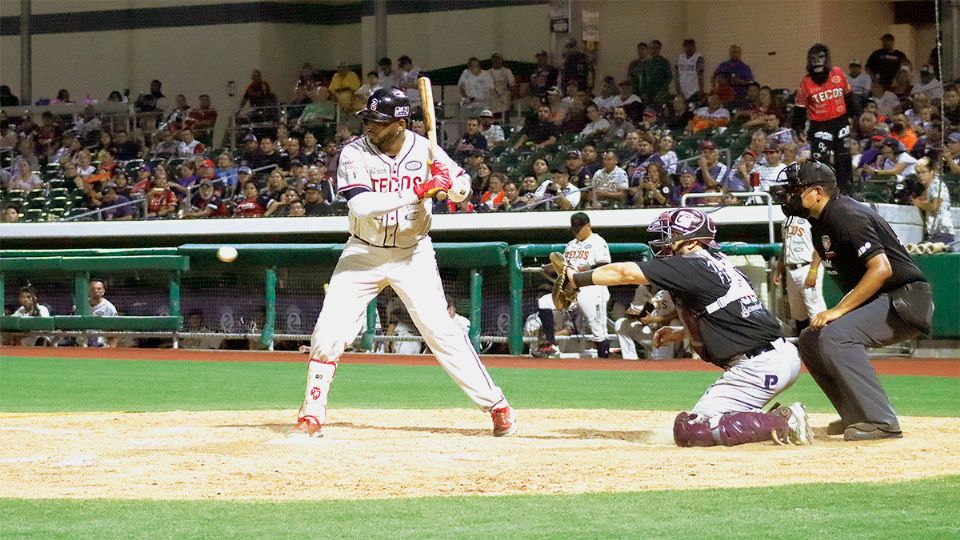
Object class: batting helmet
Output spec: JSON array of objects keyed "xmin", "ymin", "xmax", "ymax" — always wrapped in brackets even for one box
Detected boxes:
[
  {"xmin": 356, "ymin": 87, "xmax": 411, "ymax": 122},
  {"xmin": 648, "ymin": 208, "xmax": 719, "ymax": 257}
]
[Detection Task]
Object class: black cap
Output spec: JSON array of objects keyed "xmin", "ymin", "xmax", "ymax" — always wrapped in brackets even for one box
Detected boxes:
[
  {"xmin": 794, "ymin": 161, "xmax": 837, "ymax": 188},
  {"xmin": 570, "ymin": 212, "xmax": 590, "ymax": 228},
  {"xmin": 881, "ymin": 33, "xmax": 894, "ymax": 41},
  {"xmin": 356, "ymin": 87, "xmax": 411, "ymax": 122},
  {"xmin": 304, "ymin": 183, "xmax": 320, "ymax": 191}
]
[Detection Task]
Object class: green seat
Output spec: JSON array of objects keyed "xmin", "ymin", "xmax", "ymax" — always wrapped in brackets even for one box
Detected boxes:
[
  {"xmin": 47, "ymin": 178, "xmax": 67, "ymax": 189},
  {"xmin": 49, "ymin": 187, "xmax": 69, "ymax": 198},
  {"xmin": 4, "ymin": 190, "xmax": 26, "ymax": 202},
  {"xmin": 48, "ymin": 196, "xmax": 69, "ymax": 210},
  {"xmin": 24, "ymin": 209, "xmax": 45, "ymax": 222},
  {"xmin": 27, "ymin": 197, "xmax": 46, "ymax": 210}
]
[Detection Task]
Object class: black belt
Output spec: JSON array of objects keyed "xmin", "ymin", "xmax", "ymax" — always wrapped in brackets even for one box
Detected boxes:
[
  {"xmin": 786, "ymin": 262, "xmax": 810, "ymax": 270},
  {"xmin": 740, "ymin": 338, "xmax": 783, "ymax": 359}
]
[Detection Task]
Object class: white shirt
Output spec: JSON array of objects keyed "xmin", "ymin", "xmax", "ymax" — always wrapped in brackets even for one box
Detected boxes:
[
  {"xmin": 593, "ymin": 94, "xmax": 620, "ymax": 115},
  {"xmin": 676, "ymin": 53, "xmax": 705, "ymax": 99},
  {"xmin": 12, "ymin": 304, "xmax": 51, "ymax": 347},
  {"xmin": 912, "ymin": 78, "xmax": 943, "ymax": 100},
  {"xmin": 89, "ymin": 298, "xmax": 118, "ymax": 347},
  {"xmin": 693, "ymin": 106, "xmax": 730, "ymax": 123},
  {"xmin": 882, "ymin": 152, "xmax": 917, "ymax": 180},
  {"xmin": 848, "ymin": 72, "xmax": 872, "ymax": 96},
  {"xmin": 659, "ymin": 151, "xmax": 678, "ymax": 174},
  {"xmin": 756, "ymin": 162, "xmax": 786, "ymax": 192},
  {"xmin": 452, "ymin": 313, "xmax": 471, "ymax": 335},
  {"xmin": 378, "ymin": 70, "xmax": 399, "ymax": 91},
  {"xmin": 922, "ymin": 176, "xmax": 954, "ymax": 238},
  {"xmin": 178, "ymin": 140, "xmax": 203, "ymax": 157},
  {"xmin": 876, "ymin": 91, "xmax": 900, "ymax": 117},
  {"xmin": 650, "ymin": 290, "xmax": 677, "ymax": 319},
  {"xmin": 398, "ymin": 66, "xmax": 422, "ymax": 107},
  {"xmin": 458, "ymin": 69, "xmax": 494, "ymax": 103},
  {"xmin": 487, "ymin": 67, "xmax": 516, "ymax": 112},
  {"xmin": 612, "ymin": 94, "xmax": 642, "ymax": 109},
  {"xmin": 592, "ymin": 166, "xmax": 629, "ymax": 193},
  {"xmin": 564, "ymin": 232, "xmax": 611, "ymax": 271},
  {"xmin": 481, "ymin": 124, "xmax": 505, "ymax": 146},
  {"xmin": 355, "ymin": 83, "xmax": 383, "ymax": 99},
  {"xmin": 782, "ymin": 216, "xmax": 816, "ymax": 265},
  {"xmin": 580, "ymin": 118, "xmax": 610, "ymax": 137},
  {"xmin": 337, "ymin": 131, "xmax": 467, "ymax": 248},
  {"xmin": 534, "ymin": 180, "xmax": 582, "ymax": 209},
  {"xmin": 391, "ymin": 321, "xmax": 422, "ymax": 354}
]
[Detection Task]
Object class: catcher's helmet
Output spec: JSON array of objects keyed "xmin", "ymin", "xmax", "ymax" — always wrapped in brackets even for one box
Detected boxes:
[
  {"xmin": 356, "ymin": 87, "xmax": 411, "ymax": 122},
  {"xmin": 648, "ymin": 208, "xmax": 719, "ymax": 257}
]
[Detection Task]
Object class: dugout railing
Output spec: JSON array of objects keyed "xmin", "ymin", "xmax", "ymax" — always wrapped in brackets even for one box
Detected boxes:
[{"xmin": 2, "ymin": 245, "xmax": 956, "ymax": 352}]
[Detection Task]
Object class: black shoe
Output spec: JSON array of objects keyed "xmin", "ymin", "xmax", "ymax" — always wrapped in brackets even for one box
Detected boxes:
[
  {"xmin": 843, "ymin": 422, "xmax": 903, "ymax": 441},
  {"xmin": 826, "ymin": 419, "xmax": 846, "ymax": 436}
]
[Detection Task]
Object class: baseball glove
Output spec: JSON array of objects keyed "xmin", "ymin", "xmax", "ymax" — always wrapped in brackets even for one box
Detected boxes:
[{"xmin": 549, "ymin": 252, "xmax": 577, "ymax": 310}]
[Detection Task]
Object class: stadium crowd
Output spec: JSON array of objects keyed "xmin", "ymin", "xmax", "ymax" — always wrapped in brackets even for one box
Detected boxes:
[{"xmin": 1, "ymin": 34, "xmax": 957, "ymax": 242}]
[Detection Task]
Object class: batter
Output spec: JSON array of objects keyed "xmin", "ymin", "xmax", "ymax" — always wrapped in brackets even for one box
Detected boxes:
[
  {"xmin": 559, "ymin": 208, "xmax": 813, "ymax": 447},
  {"xmin": 292, "ymin": 88, "xmax": 516, "ymax": 438},
  {"xmin": 534, "ymin": 212, "xmax": 611, "ymax": 358}
]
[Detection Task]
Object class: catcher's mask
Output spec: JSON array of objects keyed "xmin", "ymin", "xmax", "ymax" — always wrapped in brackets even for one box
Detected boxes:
[
  {"xmin": 806, "ymin": 43, "xmax": 831, "ymax": 84},
  {"xmin": 648, "ymin": 208, "xmax": 719, "ymax": 258},
  {"xmin": 776, "ymin": 160, "xmax": 837, "ymax": 218}
]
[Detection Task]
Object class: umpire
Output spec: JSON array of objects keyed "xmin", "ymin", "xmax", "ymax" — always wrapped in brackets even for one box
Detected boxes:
[{"xmin": 781, "ymin": 161, "xmax": 934, "ymax": 441}]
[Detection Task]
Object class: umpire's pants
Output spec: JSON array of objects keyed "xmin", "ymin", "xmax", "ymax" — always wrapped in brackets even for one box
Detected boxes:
[{"xmin": 798, "ymin": 293, "xmax": 919, "ymax": 432}]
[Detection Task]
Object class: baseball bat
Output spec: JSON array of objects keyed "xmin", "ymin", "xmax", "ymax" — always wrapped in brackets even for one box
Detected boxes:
[{"xmin": 417, "ymin": 76, "xmax": 438, "ymax": 167}]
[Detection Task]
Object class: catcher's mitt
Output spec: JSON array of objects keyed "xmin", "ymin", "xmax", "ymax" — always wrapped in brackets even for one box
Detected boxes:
[{"xmin": 549, "ymin": 252, "xmax": 577, "ymax": 310}]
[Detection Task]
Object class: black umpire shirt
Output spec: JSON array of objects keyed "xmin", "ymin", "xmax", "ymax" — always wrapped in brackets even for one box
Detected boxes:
[
  {"xmin": 810, "ymin": 194, "xmax": 925, "ymax": 294},
  {"xmin": 640, "ymin": 251, "xmax": 782, "ymax": 365}
]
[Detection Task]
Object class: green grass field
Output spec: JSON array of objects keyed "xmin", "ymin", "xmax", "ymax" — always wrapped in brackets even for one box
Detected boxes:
[{"xmin": 2, "ymin": 355, "xmax": 958, "ymax": 539}]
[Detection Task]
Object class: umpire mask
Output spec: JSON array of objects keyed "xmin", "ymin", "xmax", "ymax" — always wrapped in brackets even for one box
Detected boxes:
[
  {"xmin": 806, "ymin": 44, "xmax": 831, "ymax": 85},
  {"xmin": 778, "ymin": 163, "xmax": 811, "ymax": 219}
]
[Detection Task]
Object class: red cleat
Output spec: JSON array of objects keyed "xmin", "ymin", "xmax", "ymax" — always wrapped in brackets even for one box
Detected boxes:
[
  {"xmin": 491, "ymin": 406, "xmax": 518, "ymax": 437},
  {"xmin": 290, "ymin": 415, "xmax": 323, "ymax": 438}
]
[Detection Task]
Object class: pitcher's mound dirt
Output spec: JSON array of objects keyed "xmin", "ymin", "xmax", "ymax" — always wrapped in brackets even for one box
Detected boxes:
[{"xmin": 1, "ymin": 409, "xmax": 957, "ymax": 500}]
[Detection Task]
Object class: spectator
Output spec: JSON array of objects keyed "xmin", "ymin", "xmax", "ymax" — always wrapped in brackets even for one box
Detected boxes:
[
  {"xmin": 847, "ymin": 59, "xmax": 872, "ymax": 102},
  {"xmin": 580, "ymin": 102, "xmax": 610, "ymax": 138},
  {"xmin": 727, "ymin": 149, "xmax": 757, "ymax": 193},
  {"xmin": 866, "ymin": 138, "xmax": 917, "ymax": 181},
  {"xmin": 612, "ymin": 80, "xmax": 643, "ymax": 120},
  {"xmin": 302, "ymin": 182, "xmax": 333, "ymax": 216},
  {"xmin": 134, "ymin": 79, "xmax": 169, "ymax": 115},
  {"xmin": 695, "ymin": 140, "xmax": 729, "ymax": 190},
  {"xmin": 355, "ymin": 71, "xmax": 382, "ymax": 105},
  {"xmin": 9, "ymin": 285, "xmax": 51, "ymax": 347},
  {"xmin": 530, "ymin": 50, "xmax": 560, "ymax": 100},
  {"xmin": 169, "ymin": 159, "xmax": 199, "ymax": 198},
  {"xmin": 545, "ymin": 86, "xmax": 570, "ymax": 125},
  {"xmin": 669, "ymin": 166, "xmax": 704, "ymax": 206},
  {"xmin": 239, "ymin": 69, "xmax": 275, "ymax": 110},
  {"xmin": 1, "ymin": 120, "xmax": 21, "ymax": 150},
  {"xmin": 641, "ymin": 39, "xmax": 672, "ymax": 107},
  {"xmin": 386, "ymin": 310, "xmax": 422, "ymax": 354},
  {"xmin": 531, "ymin": 158, "xmax": 552, "ymax": 184},
  {"xmin": 627, "ymin": 42, "xmax": 649, "ymax": 97},
  {"xmin": 0, "ymin": 84, "xmax": 19, "ymax": 106},
  {"xmin": 911, "ymin": 157, "xmax": 954, "ymax": 244},
  {"xmin": 455, "ymin": 116, "xmax": 488, "ymax": 159},
  {"xmin": 307, "ymin": 163, "xmax": 335, "ymax": 202},
  {"xmin": 865, "ymin": 33, "xmax": 910, "ymax": 90},
  {"xmin": 487, "ymin": 52, "xmax": 516, "ymax": 119},
  {"xmin": 269, "ymin": 187, "xmax": 301, "ymax": 217},
  {"xmin": 942, "ymin": 132, "xmax": 960, "ymax": 174},
  {"xmin": 512, "ymin": 104, "xmax": 559, "ymax": 150},
  {"xmin": 713, "ymin": 45, "xmax": 754, "ymax": 98},
  {"xmin": 911, "ymin": 65, "xmax": 943, "ymax": 101},
  {"xmin": 165, "ymin": 94, "xmax": 192, "ymax": 131},
  {"xmin": 943, "ymin": 84, "xmax": 960, "ymax": 128},
  {"xmin": 180, "ymin": 310, "xmax": 222, "ymax": 350},
  {"xmin": 249, "ymin": 136, "xmax": 284, "ymax": 172},
  {"xmin": 36, "ymin": 111, "xmax": 62, "ymax": 153},
  {"xmin": 86, "ymin": 279, "xmax": 118, "ymax": 348},
  {"xmin": 605, "ymin": 106, "xmax": 636, "ymax": 141},
  {"xmin": 377, "ymin": 57, "xmax": 399, "ymax": 90},
  {"xmin": 145, "ymin": 174, "xmax": 177, "ymax": 219},
  {"xmin": 889, "ymin": 116, "xmax": 918, "ymax": 153},
  {"xmin": 517, "ymin": 175, "xmax": 541, "ymax": 208},
  {"xmin": 562, "ymin": 149, "xmax": 590, "ymax": 186},
  {"xmin": 262, "ymin": 169, "xmax": 288, "ymax": 202},
  {"xmin": 904, "ymin": 92, "xmax": 931, "ymax": 128},
  {"xmin": 299, "ymin": 131, "xmax": 322, "ymax": 165},
  {"xmin": 675, "ymin": 38, "xmax": 705, "ymax": 102},
  {"xmin": 626, "ymin": 132, "xmax": 662, "ymax": 182},
  {"xmin": 3, "ymin": 205, "xmax": 20, "ymax": 223},
  {"xmin": 593, "ymin": 76, "xmax": 620, "ymax": 116},
  {"xmin": 657, "ymin": 135, "xmax": 678, "ymax": 174},
  {"xmin": 188, "ymin": 94, "xmax": 218, "ymax": 144},
  {"xmin": 100, "ymin": 183, "xmax": 134, "ymax": 221},
  {"xmin": 479, "ymin": 172, "xmax": 507, "ymax": 211},
  {"xmin": 113, "ymin": 130, "xmax": 142, "ymax": 161},
  {"xmin": 743, "ymin": 86, "xmax": 780, "ymax": 129},
  {"xmin": 396, "ymin": 55, "xmax": 422, "ymax": 113},
  {"xmin": 534, "ymin": 168, "xmax": 581, "ymax": 210},
  {"xmin": 781, "ymin": 142, "xmax": 801, "ymax": 166},
  {"xmin": 664, "ymin": 95, "xmax": 693, "ymax": 132},
  {"xmin": 472, "ymin": 161, "xmax": 494, "ymax": 195},
  {"xmin": 329, "ymin": 61, "xmax": 361, "ymax": 95},
  {"xmin": 889, "ymin": 66, "xmax": 913, "ymax": 100},
  {"xmin": 690, "ymin": 92, "xmax": 730, "ymax": 133},
  {"xmin": 213, "ymin": 152, "xmax": 239, "ymax": 195},
  {"xmin": 286, "ymin": 199, "xmax": 307, "ymax": 217},
  {"xmin": 4, "ymin": 158, "xmax": 42, "ymax": 191},
  {"xmin": 580, "ymin": 144, "xmax": 602, "ymax": 177},
  {"xmin": 234, "ymin": 180, "xmax": 275, "ymax": 217},
  {"xmin": 561, "ymin": 38, "xmax": 593, "ymax": 91},
  {"xmin": 152, "ymin": 129, "xmax": 179, "ymax": 158},
  {"xmin": 637, "ymin": 107, "xmax": 661, "ymax": 134},
  {"xmin": 756, "ymin": 142, "xmax": 786, "ymax": 192},
  {"xmin": 75, "ymin": 149, "xmax": 95, "ymax": 177},
  {"xmin": 177, "ymin": 128, "xmax": 205, "ymax": 157},
  {"xmin": 630, "ymin": 161, "xmax": 671, "ymax": 208},
  {"xmin": 182, "ymin": 180, "xmax": 227, "ymax": 218},
  {"xmin": 112, "ymin": 171, "xmax": 133, "ymax": 199},
  {"xmin": 498, "ymin": 180, "xmax": 523, "ymax": 212},
  {"xmin": 590, "ymin": 150, "xmax": 629, "ymax": 209},
  {"xmin": 478, "ymin": 110, "xmax": 505, "ymax": 148}
]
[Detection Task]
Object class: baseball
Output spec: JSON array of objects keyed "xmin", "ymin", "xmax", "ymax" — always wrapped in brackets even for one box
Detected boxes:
[
  {"xmin": 217, "ymin": 246, "xmax": 238, "ymax": 263},
  {"xmin": 448, "ymin": 175, "xmax": 471, "ymax": 203}
]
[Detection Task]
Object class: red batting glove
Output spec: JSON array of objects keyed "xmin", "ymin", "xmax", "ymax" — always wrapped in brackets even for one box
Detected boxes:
[{"xmin": 413, "ymin": 161, "xmax": 453, "ymax": 200}]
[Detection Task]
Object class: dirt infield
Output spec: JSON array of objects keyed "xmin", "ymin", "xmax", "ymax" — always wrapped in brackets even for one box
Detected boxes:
[
  {"xmin": 3, "ymin": 347, "xmax": 958, "ymax": 377},
  {"xmin": 1, "ymin": 409, "xmax": 958, "ymax": 501}
]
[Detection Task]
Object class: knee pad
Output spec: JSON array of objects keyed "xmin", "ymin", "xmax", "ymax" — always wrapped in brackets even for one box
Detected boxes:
[
  {"xmin": 716, "ymin": 412, "xmax": 787, "ymax": 446},
  {"xmin": 673, "ymin": 412, "xmax": 716, "ymax": 447}
]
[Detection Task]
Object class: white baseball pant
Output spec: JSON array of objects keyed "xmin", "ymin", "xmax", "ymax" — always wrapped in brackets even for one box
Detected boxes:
[
  {"xmin": 298, "ymin": 237, "xmax": 507, "ymax": 421},
  {"xmin": 615, "ymin": 317, "xmax": 681, "ymax": 360},
  {"xmin": 690, "ymin": 338, "xmax": 800, "ymax": 419},
  {"xmin": 538, "ymin": 285, "xmax": 610, "ymax": 342},
  {"xmin": 785, "ymin": 264, "xmax": 826, "ymax": 322}
]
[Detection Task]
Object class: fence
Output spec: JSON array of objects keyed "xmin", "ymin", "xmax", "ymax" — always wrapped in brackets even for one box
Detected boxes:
[{"xmin": 3, "ymin": 244, "xmax": 956, "ymax": 352}]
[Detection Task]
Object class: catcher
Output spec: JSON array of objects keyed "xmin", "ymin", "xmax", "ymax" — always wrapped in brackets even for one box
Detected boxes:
[{"xmin": 551, "ymin": 208, "xmax": 813, "ymax": 447}]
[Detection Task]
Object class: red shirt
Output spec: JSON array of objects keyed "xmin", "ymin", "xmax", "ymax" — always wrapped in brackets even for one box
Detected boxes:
[
  {"xmin": 147, "ymin": 189, "xmax": 177, "ymax": 214},
  {"xmin": 234, "ymin": 196, "xmax": 271, "ymax": 217},
  {"xmin": 796, "ymin": 66, "xmax": 851, "ymax": 122}
]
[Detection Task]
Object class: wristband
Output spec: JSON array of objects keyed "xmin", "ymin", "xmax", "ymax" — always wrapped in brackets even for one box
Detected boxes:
[{"xmin": 572, "ymin": 270, "xmax": 595, "ymax": 288}]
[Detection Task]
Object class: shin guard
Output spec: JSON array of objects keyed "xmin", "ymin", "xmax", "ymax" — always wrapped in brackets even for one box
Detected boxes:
[
  {"xmin": 673, "ymin": 412, "xmax": 716, "ymax": 447},
  {"xmin": 715, "ymin": 411, "xmax": 788, "ymax": 446}
]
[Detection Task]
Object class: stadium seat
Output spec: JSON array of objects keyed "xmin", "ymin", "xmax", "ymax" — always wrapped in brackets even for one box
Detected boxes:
[{"xmin": 23, "ymin": 208, "xmax": 46, "ymax": 222}]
